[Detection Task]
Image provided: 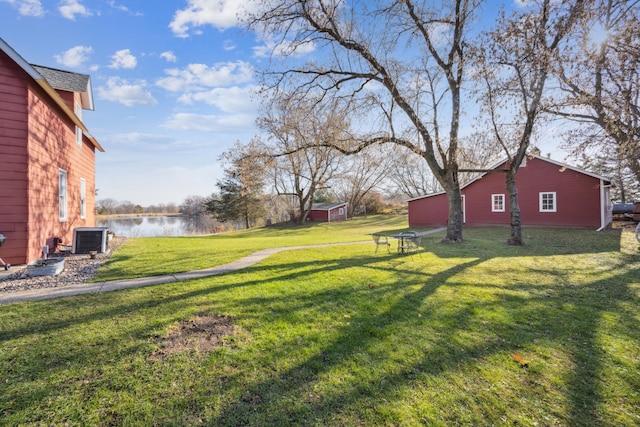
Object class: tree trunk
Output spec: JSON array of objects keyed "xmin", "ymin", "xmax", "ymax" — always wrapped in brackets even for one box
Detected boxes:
[
  {"xmin": 244, "ymin": 205, "xmax": 251, "ymax": 229},
  {"xmin": 298, "ymin": 191, "xmax": 313, "ymax": 224},
  {"xmin": 441, "ymin": 175, "xmax": 464, "ymax": 243},
  {"xmin": 506, "ymin": 170, "xmax": 524, "ymax": 245}
]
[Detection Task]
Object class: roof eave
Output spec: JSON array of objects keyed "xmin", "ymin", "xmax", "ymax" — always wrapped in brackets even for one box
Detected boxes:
[
  {"xmin": 81, "ymin": 77, "xmax": 95, "ymax": 111},
  {"xmin": 0, "ymin": 37, "xmax": 103, "ymax": 152},
  {"xmin": 37, "ymin": 81, "xmax": 102, "ymax": 151}
]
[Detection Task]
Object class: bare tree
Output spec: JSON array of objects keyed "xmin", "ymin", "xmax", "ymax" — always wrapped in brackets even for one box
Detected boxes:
[
  {"xmin": 259, "ymin": 97, "xmax": 346, "ymax": 224},
  {"xmin": 473, "ymin": 0, "xmax": 586, "ymax": 245},
  {"xmin": 330, "ymin": 146, "xmax": 391, "ymax": 217},
  {"xmin": 550, "ymin": 0, "xmax": 640, "ymax": 186},
  {"xmin": 249, "ymin": 0, "xmax": 482, "ymax": 242},
  {"xmin": 574, "ymin": 140, "xmax": 640, "ymax": 202},
  {"xmin": 96, "ymin": 198, "xmax": 118, "ymax": 215},
  {"xmin": 386, "ymin": 145, "xmax": 441, "ymax": 199},
  {"xmin": 179, "ymin": 195, "xmax": 208, "ymax": 217}
]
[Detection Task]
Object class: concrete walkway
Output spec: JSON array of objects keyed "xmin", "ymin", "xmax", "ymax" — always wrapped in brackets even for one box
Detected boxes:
[{"xmin": 0, "ymin": 228, "xmax": 446, "ymax": 305}]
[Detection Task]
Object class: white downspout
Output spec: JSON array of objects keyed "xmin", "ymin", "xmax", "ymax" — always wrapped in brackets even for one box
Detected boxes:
[{"xmin": 596, "ymin": 180, "xmax": 612, "ymax": 231}]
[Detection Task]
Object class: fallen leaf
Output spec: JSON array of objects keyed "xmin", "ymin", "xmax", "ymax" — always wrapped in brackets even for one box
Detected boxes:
[{"xmin": 511, "ymin": 353, "xmax": 530, "ymax": 367}]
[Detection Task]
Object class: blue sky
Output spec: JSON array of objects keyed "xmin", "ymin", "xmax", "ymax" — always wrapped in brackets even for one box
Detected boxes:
[
  {"xmin": 1, "ymin": 0, "xmax": 572, "ymax": 206},
  {"xmin": 1, "ymin": 0, "xmax": 267, "ymax": 206}
]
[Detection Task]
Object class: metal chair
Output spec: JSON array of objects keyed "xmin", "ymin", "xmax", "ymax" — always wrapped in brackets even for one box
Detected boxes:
[
  {"xmin": 371, "ymin": 234, "xmax": 391, "ymax": 253},
  {"xmin": 399, "ymin": 234, "xmax": 422, "ymax": 255}
]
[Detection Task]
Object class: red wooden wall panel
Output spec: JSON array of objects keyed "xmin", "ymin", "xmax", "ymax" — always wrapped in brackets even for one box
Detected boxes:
[
  {"xmin": 408, "ymin": 193, "xmax": 449, "ymax": 227},
  {"xmin": 408, "ymin": 157, "xmax": 607, "ymax": 229},
  {"xmin": 1, "ymin": 47, "xmax": 98, "ymax": 264},
  {"xmin": 0, "ymin": 51, "xmax": 29, "ymax": 264},
  {"xmin": 26, "ymin": 87, "xmax": 96, "ymax": 262},
  {"xmin": 308, "ymin": 210, "xmax": 329, "ymax": 222}
]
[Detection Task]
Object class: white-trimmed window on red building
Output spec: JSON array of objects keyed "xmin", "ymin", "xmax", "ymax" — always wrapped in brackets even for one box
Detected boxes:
[
  {"xmin": 492, "ymin": 194, "xmax": 505, "ymax": 212},
  {"xmin": 539, "ymin": 192, "xmax": 556, "ymax": 212}
]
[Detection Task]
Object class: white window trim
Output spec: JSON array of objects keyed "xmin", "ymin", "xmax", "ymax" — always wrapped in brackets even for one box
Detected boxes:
[
  {"xmin": 59, "ymin": 169, "xmax": 68, "ymax": 222},
  {"xmin": 74, "ymin": 100, "xmax": 82, "ymax": 119},
  {"xmin": 80, "ymin": 178, "xmax": 87, "ymax": 219},
  {"xmin": 75, "ymin": 126, "xmax": 83, "ymax": 146},
  {"xmin": 539, "ymin": 192, "xmax": 557, "ymax": 212},
  {"xmin": 338, "ymin": 207, "xmax": 344, "ymax": 216},
  {"xmin": 462, "ymin": 194, "xmax": 466, "ymax": 224},
  {"xmin": 491, "ymin": 194, "xmax": 505, "ymax": 212}
]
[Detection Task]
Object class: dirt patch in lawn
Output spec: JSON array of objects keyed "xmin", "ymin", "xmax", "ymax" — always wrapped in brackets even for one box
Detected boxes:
[{"xmin": 151, "ymin": 314, "xmax": 237, "ymax": 360}]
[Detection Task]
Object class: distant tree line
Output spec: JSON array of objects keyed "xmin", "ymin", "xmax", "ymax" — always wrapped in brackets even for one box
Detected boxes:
[{"xmin": 96, "ymin": 198, "xmax": 180, "ymax": 216}]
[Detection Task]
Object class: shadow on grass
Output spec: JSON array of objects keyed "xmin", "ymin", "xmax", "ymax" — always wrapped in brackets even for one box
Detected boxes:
[
  {"xmin": 207, "ymin": 258, "xmax": 485, "ymax": 426},
  {"xmin": 1, "ymin": 226, "xmax": 638, "ymax": 425},
  {"xmin": 201, "ymin": 236, "xmax": 638, "ymax": 425},
  {"xmin": 419, "ymin": 226, "xmax": 624, "ymax": 258},
  {"xmin": 1, "ymin": 252, "xmax": 417, "ymax": 421}
]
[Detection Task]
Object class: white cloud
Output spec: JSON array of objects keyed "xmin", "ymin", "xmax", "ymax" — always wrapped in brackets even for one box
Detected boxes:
[
  {"xmin": 108, "ymin": 132, "xmax": 178, "ymax": 151},
  {"xmin": 160, "ymin": 51, "xmax": 177, "ymax": 62},
  {"xmin": 169, "ymin": 0, "xmax": 258, "ymax": 38},
  {"xmin": 427, "ymin": 22, "xmax": 453, "ymax": 49},
  {"xmin": 54, "ymin": 45, "xmax": 93, "ymax": 68},
  {"xmin": 162, "ymin": 112, "xmax": 256, "ymax": 133},
  {"xmin": 0, "ymin": 0, "xmax": 44, "ymax": 16},
  {"xmin": 178, "ymin": 86, "xmax": 258, "ymax": 114},
  {"xmin": 106, "ymin": 0, "xmax": 142, "ymax": 16},
  {"xmin": 107, "ymin": 0, "xmax": 127, "ymax": 12},
  {"xmin": 58, "ymin": 0, "xmax": 92, "ymax": 20},
  {"xmin": 223, "ymin": 39, "xmax": 236, "ymax": 51},
  {"xmin": 253, "ymin": 38, "xmax": 315, "ymax": 58},
  {"xmin": 109, "ymin": 49, "xmax": 137, "ymax": 69},
  {"xmin": 363, "ymin": 80, "xmax": 384, "ymax": 93},
  {"xmin": 97, "ymin": 77, "xmax": 158, "ymax": 107},
  {"xmin": 156, "ymin": 61, "xmax": 254, "ymax": 92}
]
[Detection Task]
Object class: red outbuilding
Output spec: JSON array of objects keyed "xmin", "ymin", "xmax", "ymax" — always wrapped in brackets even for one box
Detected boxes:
[
  {"xmin": 408, "ymin": 155, "xmax": 613, "ymax": 230},
  {"xmin": 0, "ymin": 37, "xmax": 104, "ymax": 265},
  {"xmin": 308, "ymin": 202, "xmax": 348, "ymax": 222}
]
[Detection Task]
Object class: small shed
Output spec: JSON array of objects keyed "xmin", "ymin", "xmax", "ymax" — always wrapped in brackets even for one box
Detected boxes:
[{"xmin": 308, "ymin": 202, "xmax": 348, "ymax": 222}]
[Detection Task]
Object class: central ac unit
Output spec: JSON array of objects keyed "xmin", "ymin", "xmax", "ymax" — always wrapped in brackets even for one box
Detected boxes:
[{"xmin": 73, "ymin": 227, "xmax": 109, "ymax": 254}]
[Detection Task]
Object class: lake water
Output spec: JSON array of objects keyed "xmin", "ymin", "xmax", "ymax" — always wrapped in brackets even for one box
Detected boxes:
[{"xmin": 96, "ymin": 215, "xmax": 221, "ymax": 237}]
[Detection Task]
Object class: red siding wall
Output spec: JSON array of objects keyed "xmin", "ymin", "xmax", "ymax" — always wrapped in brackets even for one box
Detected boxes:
[
  {"xmin": 0, "ymin": 51, "xmax": 29, "ymax": 265},
  {"xmin": 408, "ymin": 193, "xmax": 449, "ymax": 227},
  {"xmin": 308, "ymin": 206, "xmax": 347, "ymax": 222},
  {"xmin": 328, "ymin": 206, "xmax": 347, "ymax": 222},
  {"xmin": 409, "ymin": 157, "xmax": 605, "ymax": 229},
  {"xmin": 27, "ymin": 87, "xmax": 96, "ymax": 262},
  {"xmin": 0, "ymin": 49, "xmax": 97, "ymax": 264},
  {"xmin": 308, "ymin": 210, "xmax": 329, "ymax": 222}
]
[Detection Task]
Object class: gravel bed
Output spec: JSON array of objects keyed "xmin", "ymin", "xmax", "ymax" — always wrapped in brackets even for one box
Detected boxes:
[{"xmin": 0, "ymin": 237, "xmax": 127, "ymax": 294}]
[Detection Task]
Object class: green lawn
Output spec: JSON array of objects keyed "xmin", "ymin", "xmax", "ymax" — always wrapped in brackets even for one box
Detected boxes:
[
  {"xmin": 92, "ymin": 214, "xmax": 411, "ymax": 281},
  {"xmin": 1, "ymin": 217, "xmax": 639, "ymax": 426}
]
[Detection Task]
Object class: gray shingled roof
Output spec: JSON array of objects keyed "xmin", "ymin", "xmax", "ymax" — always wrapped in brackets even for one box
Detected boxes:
[
  {"xmin": 31, "ymin": 64, "xmax": 90, "ymax": 93},
  {"xmin": 311, "ymin": 202, "xmax": 347, "ymax": 211}
]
